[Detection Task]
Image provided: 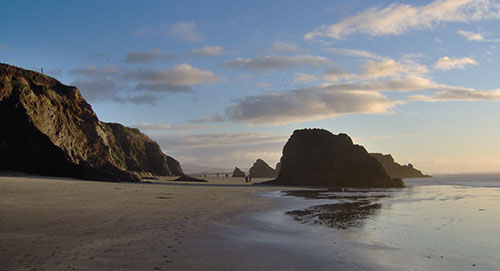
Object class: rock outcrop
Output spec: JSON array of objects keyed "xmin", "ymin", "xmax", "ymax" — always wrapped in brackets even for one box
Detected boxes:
[
  {"xmin": 249, "ymin": 159, "xmax": 278, "ymax": 178},
  {"xmin": 0, "ymin": 63, "xmax": 183, "ymax": 181},
  {"xmin": 172, "ymin": 175, "xmax": 207, "ymax": 182},
  {"xmin": 262, "ymin": 129, "xmax": 405, "ymax": 188},
  {"xmin": 232, "ymin": 167, "xmax": 245, "ymax": 178},
  {"xmin": 369, "ymin": 153, "xmax": 429, "ymax": 179},
  {"xmin": 275, "ymin": 162, "xmax": 281, "ymax": 173}
]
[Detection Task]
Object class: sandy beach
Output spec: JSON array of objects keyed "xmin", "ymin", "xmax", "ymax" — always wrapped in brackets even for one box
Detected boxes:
[
  {"xmin": 3, "ymin": 174, "xmax": 500, "ymax": 271},
  {"xmin": 0, "ymin": 174, "xmax": 285, "ymax": 271}
]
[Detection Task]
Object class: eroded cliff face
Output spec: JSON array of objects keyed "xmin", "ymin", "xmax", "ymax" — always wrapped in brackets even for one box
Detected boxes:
[
  {"xmin": 369, "ymin": 153, "xmax": 429, "ymax": 179},
  {"xmin": 263, "ymin": 129, "xmax": 405, "ymax": 188},
  {"xmin": 0, "ymin": 63, "xmax": 182, "ymax": 181}
]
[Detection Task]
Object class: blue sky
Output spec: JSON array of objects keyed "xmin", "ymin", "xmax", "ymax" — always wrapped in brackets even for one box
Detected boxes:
[{"xmin": 2, "ymin": 0, "xmax": 500, "ymax": 173}]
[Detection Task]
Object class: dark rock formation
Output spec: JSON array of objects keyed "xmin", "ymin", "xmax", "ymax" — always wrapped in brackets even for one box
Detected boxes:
[
  {"xmin": 249, "ymin": 159, "xmax": 278, "ymax": 178},
  {"xmin": 232, "ymin": 167, "xmax": 245, "ymax": 178},
  {"xmin": 262, "ymin": 129, "xmax": 405, "ymax": 188},
  {"xmin": 369, "ymin": 153, "xmax": 429, "ymax": 179},
  {"xmin": 172, "ymin": 175, "xmax": 207, "ymax": 182},
  {"xmin": 275, "ymin": 162, "xmax": 281, "ymax": 173},
  {"xmin": 0, "ymin": 63, "xmax": 183, "ymax": 181}
]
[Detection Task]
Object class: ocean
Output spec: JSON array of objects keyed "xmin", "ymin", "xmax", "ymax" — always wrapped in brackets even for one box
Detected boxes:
[{"xmin": 223, "ymin": 174, "xmax": 500, "ymax": 270}]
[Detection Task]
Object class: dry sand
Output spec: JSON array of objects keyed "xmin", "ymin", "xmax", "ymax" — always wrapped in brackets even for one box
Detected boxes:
[{"xmin": 0, "ymin": 174, "xmax": 284, "ymax": 271}]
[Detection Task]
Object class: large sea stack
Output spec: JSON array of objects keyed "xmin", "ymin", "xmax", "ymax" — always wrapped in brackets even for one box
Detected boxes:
[
  {"xmin": 369, "ymin": 153, "xmax": 429, "ymax": 179},
  {"xmin": 262, "ymin": 129, "xmax": 405, "ymax": 188},
  {"xmin": 0, "ymin": 63, "xmax": 183, "ymax": 181},
  {"xmin": 231, "ymin": 167, "xmax": 245, "ymax": 178},
  {"xmin": 249, "ymin": 159, "xmax": 278, "ymax": 178}
]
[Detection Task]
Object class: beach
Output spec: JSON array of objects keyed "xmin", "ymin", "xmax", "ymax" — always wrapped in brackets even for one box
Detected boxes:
[
  {"xmin": 2, "ymin": 174, "xmax": 500, "ymax": 270},
  {"xmin": 0, "ymin": 174, "xmax": 284, "ymax": 270}
]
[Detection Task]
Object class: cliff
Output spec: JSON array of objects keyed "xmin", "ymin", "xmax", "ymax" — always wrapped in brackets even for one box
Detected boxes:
[
  {"xmin": 369, "ymin": 153, "xmax": 429, "ymax": 179},
  {"xmin": 249, "ymin": 159, "xmax": 278, "ymax": 178},
  {"xmin": 0, "ymin": 63, "xmax": 182, "ymax": 181},
  {"xmin": 262, "ymin": 129, "xmax": 405, "ymax": 188}
]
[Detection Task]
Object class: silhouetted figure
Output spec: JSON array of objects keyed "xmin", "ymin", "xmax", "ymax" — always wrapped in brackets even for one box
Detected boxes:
[
  {"xmin": 41, "ymin": 67, "xmax": 43, "ymax": 74},
  {"xmin": 245, "ymin": 176, "xmax": 249, "ymax": 183},
  {"xmin": 225, "ymin": 173, "xmax": 228, "ymax": 178},
  {"xmin": 216, "ymin": 173, "xmax": 219, "ymax": 178}
]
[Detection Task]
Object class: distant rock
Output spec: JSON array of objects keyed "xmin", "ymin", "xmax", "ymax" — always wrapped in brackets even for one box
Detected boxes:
[
  {"xmin": 0, "ymin": 63, "xmax": 183, "ymax": 182},
  {"xmin": 261, "ymin": 129, "xmax": 405, "ymax": 188},
  {"xmin": 369, "ymin": 153, "xmax": 429, "ymax": 179},
  {"xmin": 232, "ymin": 167, "xmax": 246, "ymax": 178},
  {"xmin": 172, "ymin": 175, "xmax": 208, "ymax": 182},
  {"xmin": 275, "ymin": 162, "xmax": 281, "ymax": 173},
  {"xmin": 249, "ymin": 159, "xmax": 278, "ymax": 178}
]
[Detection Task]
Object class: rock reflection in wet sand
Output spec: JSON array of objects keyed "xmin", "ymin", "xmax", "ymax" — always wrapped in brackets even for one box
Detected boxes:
[{"xmin": 284, "ymin": 189, "xmax": 387, "ymax": 230}]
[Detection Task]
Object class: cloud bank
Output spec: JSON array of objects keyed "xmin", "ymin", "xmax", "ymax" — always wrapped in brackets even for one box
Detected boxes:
[
  {"xmin": 124, "ymin": 49, "xmax": 175, "ymax": 63},
  {"xmin": 305, "ymin": 0, "xmax": 500, "ymax": 40},
  {"xmin": 434, "ymin": 56, "xmax": 478, "ymax": 70},
  {"xmin": 71, "ymin": 63, "xmax": 222, "ymax": 104},
  {"xmin": 227, "ymin": 54, "xmax": 332, "ymax": 71},
  {"xmin": 225, "ymin": 86, "xmax": 401, "ymax": 125},
  {"xmin": 192, "ymin": 45, "xmax": 225, "ymax": 56}
]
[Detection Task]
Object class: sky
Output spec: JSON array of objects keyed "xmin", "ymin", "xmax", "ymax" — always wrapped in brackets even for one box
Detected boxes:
[{"xmin": 2, "ymin": 0, "xmax": 500, "ymax": 174}]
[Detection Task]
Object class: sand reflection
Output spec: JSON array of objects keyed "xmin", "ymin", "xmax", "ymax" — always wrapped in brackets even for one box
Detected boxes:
[{"xmin": 284, "ymin": 189, "xmax": 389, "ymax": 229}]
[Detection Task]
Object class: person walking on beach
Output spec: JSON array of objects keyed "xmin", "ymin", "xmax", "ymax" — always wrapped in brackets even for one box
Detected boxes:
[{"xmin": 245, "ymin": 175, "xmax": 249, "ymax": 183}]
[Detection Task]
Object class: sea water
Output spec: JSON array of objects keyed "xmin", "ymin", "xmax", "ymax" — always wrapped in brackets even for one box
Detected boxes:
[{"xmin": 249, "ymin": 174, "xmax": 500, "ymax": 270}]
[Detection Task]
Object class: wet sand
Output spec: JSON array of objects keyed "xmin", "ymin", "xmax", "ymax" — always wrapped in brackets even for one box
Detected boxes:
[{"xmin": 0, "ymin": 174, "xmax": 284, "ymax": 270}]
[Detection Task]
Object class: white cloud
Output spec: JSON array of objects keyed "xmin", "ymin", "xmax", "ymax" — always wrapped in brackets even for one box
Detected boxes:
[
  {"xmin": 156, "ymin": 132, "xmax": 289, "ymax": 149},
  {"xmin": 202, "ymin": 76, "xmax": 453, "ymax": 126},
  {"xmin": 294, "ymin": 73, "xmax": 319, "ymax": 83},
  {"xmin": 192, "ymin": 45, "xmax": 225, "ymax": 56},
  {"xmin": 434, "ymin": 56, "xmax": 478, "ymax": 70},
  {"xmin": 457, "ymin": 29, "xmax": 485, "ymax": 41},
  {"xmin": 305, "ymin": 0, "xmax": 500, "ymax": 40},
  {"xmin": 361, "ymin": 59, "xmax": 428, "ymax": 79},
  {"xmin": 327, "ymin": 76, "xmax": 443, "ymax": 92},
  {"xmin": 124, "ymin": 63, "xmax": 221, "ymax": 87},
  {"xmin": 226, "ymin": 85, "xmax": 401, "ymax": 125},
  {"xmin": 323, "ymin": 67, "xmax": 353, "ymax": 82},
  {"xmin": 325, "ymin": 47, "xmax": 384, "ymax": 60},
  {"xmin": 124, "ymin": 49, "xmax": 175, "ymax": 63},
  {"xmin": 227, "ymin": 54, "xmax": 332, "ymax": 71},
  {"xmin": 410, "ymin": 88, "xmax": 500, "ymax": 102},
  {"xmin": 167, "ymin": 21, "xmax": 202, "ymax": 42},
  {"xmin": 70, "ymin": 63, "xmax": 222, "ymax": 104},
  {"xmin": 270, "ymin": 41, "xmax": 302, "ymax": 53}
]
